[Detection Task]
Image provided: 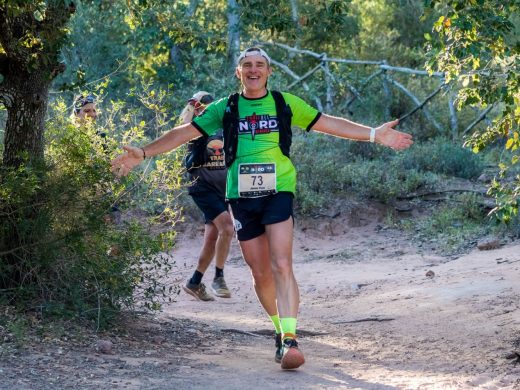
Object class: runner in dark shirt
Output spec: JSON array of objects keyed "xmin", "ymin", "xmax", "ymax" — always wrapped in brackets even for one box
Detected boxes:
[{"xmin": 180, "ymin": 92, "xmax": 234, "ymax": 302}]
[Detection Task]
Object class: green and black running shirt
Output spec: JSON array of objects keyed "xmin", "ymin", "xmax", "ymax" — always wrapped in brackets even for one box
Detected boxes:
[{"xmin": 192, "ymin": 90, "xmax": 321, "ymax": 200}]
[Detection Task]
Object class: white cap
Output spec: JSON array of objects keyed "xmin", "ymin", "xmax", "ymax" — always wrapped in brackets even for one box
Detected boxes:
[
  {"xmin": 189, "ymin": 91, "xmax": 213, "ymax": 103},
  {"xmin": 236, "ymin": 47, "xmax": 271, "ymax": 66}
]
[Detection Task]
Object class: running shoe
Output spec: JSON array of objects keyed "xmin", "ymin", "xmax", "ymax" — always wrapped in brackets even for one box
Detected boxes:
[
  {"xmin": 281, "ymin": 338, "xmax": 305, "ymax": 370},
  {"xmin": 211, "ymin": 276, "xmax": 231, "ymax": 298},
  {"xmin": 183, "ymin": 281, "xmax": 215, "ymax": 301},
  {"xmin": 275, "ymin": 333, "xmax": 283, "ymax": 363}
]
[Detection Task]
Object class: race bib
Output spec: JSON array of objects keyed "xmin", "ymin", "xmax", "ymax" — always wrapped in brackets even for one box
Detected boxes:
[{"xmin": 238, "ymin": 163, "xmax": 276, "ymax": 197}]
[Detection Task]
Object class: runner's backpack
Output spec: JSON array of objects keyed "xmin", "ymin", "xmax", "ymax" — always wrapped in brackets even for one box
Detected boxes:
[
  {"xmin": 184, "ymin": 135, "xmax": 208, "ymax": 171},
  {"xmin": 222, "ymin": 90, "xmax": 293, "ymax": 168}
]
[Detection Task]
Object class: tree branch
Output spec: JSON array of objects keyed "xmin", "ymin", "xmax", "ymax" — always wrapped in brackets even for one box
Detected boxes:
[
  {"xmin": 41, "ymin": 1, "xmax": 76, "ymax": 31},
  {"xmin": 380, "ymin": 64, "xmax": 443, "ymax": 77},
  {"xmin": 0, "ymin": 5, "xmax": 16, "ymax": 58},
  {"xmin": 320, "ymin": 57, "xmax": 335, "ymax": 112},
  {"xmin": 260, "ymin": 41, "xmax": 445, "ymax": 77},
  {"xmin": 286, "ymin": 63, "xmax": 322, "ymax": 89},
  {"xmin": 0, "ymin": 2, "xmax": 75, "ymax": 72},
  {"xmin": 0, "ymin": 226, "xmax": 90, "ymax": 257},
  {"xmin": 345, "ymin": 70, "xmax": 383, "ymax": 108},
  {"xmin": 463, "ymin": 105, "xmax": 495, "ymax": 136},
  {"xmin": 397, "ymin": 81, "xmax": 444, "ymax": 123},
  {"xmin": 449, "ymin": 93, "xmax": 459, "ymax": 140},
  {"xmin": 271, "ymin": 59, "xmax": 323, "ymax": 111},
  {"xmin": 260, "ymin": 41, "xmax": 325, "ymax": 59},
  {"xmin": 386, "ymin": 76, "xmax": 442, "ymax": 131}
]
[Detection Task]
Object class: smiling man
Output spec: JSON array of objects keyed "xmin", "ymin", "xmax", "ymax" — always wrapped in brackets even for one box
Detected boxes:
[{"xmin": 111, "ymin": 46, "xmax": 413, "ymax": 370}]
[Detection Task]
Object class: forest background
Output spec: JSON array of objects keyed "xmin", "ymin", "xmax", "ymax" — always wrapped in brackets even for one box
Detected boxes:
[{"xmin": 0, "ymin": 0, "xmax": 519, "ymax": 327}]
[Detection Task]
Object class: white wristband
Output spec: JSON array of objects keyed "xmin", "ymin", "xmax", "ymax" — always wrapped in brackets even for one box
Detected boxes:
[{"xmin": 369, "ymin": 127, "xmax": 377, "ymax": 143}]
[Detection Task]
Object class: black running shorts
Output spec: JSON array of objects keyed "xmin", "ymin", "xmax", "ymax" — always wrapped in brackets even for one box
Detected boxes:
[
  {"xmin": 228, "ymin": 192, "xmax": 294, "ymax": 241},
  {"xmin": 190, "ymin": 190, "xmax": 228, "ymax": 224}
]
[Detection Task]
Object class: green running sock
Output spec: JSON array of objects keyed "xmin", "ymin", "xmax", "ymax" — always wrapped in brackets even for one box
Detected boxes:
[
  {"xmin": 280, "ymin": 317, "xmax": 297, "ymax": 340},
  {"xmin": 269, "ymin": 314, "xmax": 282, "ymax": 334}
]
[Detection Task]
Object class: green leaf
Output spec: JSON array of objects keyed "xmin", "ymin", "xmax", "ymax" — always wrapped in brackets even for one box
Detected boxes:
[{"xmin": 33, "ymin": 10, "xmax": 44, "ymax": 22}]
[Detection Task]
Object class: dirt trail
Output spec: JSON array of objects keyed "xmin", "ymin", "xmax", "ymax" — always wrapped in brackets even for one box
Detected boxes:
[
  {"xmin": 1, "ymin": 215, "xmax": 520, "ymax": 389},
  {"xmin": 164, "ymin": 220, "xmax": 520, "ymax": 390}
]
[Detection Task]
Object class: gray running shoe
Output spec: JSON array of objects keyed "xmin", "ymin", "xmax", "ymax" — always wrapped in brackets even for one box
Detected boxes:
[
  {"xmin": 211, "ymin": 276, "xmax": 231, "ymax": 298},
  {"xmin": 183, "ymin": 281, "xmax": 215, "ymax": 301},
  {"xmin": 275, "ymin": 333, "xmax": 283, "ymax": 363}
]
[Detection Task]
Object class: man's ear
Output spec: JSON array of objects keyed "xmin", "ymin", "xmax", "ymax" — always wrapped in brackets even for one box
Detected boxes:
[{"xmin": 235, "ymin": 67, "xmax": 241, "ymax": 79}]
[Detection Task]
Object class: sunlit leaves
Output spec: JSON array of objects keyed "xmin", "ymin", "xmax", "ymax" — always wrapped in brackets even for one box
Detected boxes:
[
  {"xmin": 0, "ymin": 1, "xmax": 74, "ymax": 73},
  {"xmin": 425, "ymin": 0, "xmax": 520, "ymax": 221}
]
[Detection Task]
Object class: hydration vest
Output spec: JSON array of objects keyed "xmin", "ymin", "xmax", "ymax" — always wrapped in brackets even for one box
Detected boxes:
[
  {"xmin": 184, "ymin": 136, "xmax": 205, "ymax": 171},
  {"xmin": 222, "ymin": 90, "xmax": 293, "ymax": 168}
]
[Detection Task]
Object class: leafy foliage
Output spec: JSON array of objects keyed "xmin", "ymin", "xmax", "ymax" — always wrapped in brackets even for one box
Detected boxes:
[
  {"xmin": 425, "ymin": 0, "xmax": 520, "ymax": 221},
  {"xmin": 0, "ymin": 101, "xmax": 182, "ymax": 326},
  {"xmin": 292, "ymin": 132, "xmax": 439, "ymax": 214},
  {"xmin": 399, "ymin": 137, "xmax": 484, "ymax": 179}
]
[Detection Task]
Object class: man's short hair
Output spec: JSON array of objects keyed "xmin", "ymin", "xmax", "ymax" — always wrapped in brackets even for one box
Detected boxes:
[{"xmin": 236, "ymin": 47, "xmax": 271, "ymax": 66}]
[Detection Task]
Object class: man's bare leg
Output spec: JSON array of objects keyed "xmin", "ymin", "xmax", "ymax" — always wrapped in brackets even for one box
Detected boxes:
[
  {"xmin": 210, "ymin": 211, "xmax": 234, "ymax": 297},
  {"xmin": 265, "ymin": 218, "xmax": 299, "ymax": 317},
  {"xmin": 266, "ymin": 217, "xmax": 304, "ymax": 369},
  {"xmin": 211, "ymin": 211, "xmax": 234, "ymax": 270},
  {"xmin": 183, "ymin": 223, "xmax": 218, "ymax": 301},
  {"xmin": 239, "ymin": 233, "xmax": 278, "ymax": 315},
  {"xmin": 195, "ymin": 223, "xmax": 218, "ymax": 274}
]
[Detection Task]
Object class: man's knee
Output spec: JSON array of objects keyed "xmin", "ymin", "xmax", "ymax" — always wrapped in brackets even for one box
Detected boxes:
[
  {"xmin": 250, "ymin": 267, "xmax": 273, "ymax": 286},
  {"xmin": 271, "ymin": 258, "xmax": 293, "ymax": 277},
  {"xmin": 218, "ymin": 222, "xmax": 234, "ymax": 240}
]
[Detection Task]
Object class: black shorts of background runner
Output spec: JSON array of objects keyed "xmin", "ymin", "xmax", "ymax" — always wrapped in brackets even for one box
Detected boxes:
[
  {"xmin": 190, "ymin": 190, "xmax": 228, "ymax": 224},
  {"xmin": 228, "ymin": 192, "xmax": 294, "ymax": 241}
]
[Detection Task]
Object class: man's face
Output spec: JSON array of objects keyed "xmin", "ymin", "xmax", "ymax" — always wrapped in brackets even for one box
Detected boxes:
[
  {"xmin": 77, "ymin": 103, "xmax": 97, "ymax": 121},
  {"xmin": 235, "ymin": 54, "xmax": 272, "ymax": 95}
]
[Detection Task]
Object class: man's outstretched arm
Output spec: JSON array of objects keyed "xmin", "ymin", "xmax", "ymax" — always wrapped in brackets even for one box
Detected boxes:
[
  {"xmin": 111, "ymin": 123, "xmax": 202, "ymax": 177},
  {"xmin": 312, "ymin": 114, "xmax": 413, "ymax": 151}
]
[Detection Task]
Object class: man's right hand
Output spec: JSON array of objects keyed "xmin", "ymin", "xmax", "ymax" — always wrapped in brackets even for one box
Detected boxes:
[{"xmin": 111, "ymin": 145, "xmax": 145, "ymax": 177}]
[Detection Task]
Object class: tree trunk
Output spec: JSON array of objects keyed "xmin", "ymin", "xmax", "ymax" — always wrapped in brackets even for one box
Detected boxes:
[
  {"xmin": 227, "ymin": 0, "xmax": 240, "ymax": 65},
  {"xmin": 0, "ymin": 2, "xmax": 73, "ymax": 289},
  {"xmin": 289, "ymin": 0, "xmax": 302, "ymax": 53},
  {"xmin": 2, "ymin": 69, "xmax": 50, "ymax": 168},
  {"xmin": 0, "ymin": 66, "xmax": 51, "ymax": 289}
]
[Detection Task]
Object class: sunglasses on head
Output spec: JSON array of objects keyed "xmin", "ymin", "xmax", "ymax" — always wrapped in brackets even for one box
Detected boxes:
[
  {"xmin": 188, "ymin": 94, "xmax": 214, "ymax": 108},
  {"xmin": 74, "ymin": 94, "xmax": 96, "ymax": 113}
]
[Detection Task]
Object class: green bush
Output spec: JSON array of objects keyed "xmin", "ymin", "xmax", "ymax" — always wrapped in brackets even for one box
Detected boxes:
[
  {"xmin": 399, "ymin": 137, "xmax": 485, "ymax": 179},
  {"xmin": 292, "ymin": 132, "xmax": 439, "ymax": 214},
  {"xmin": 0, "ymin": 105, "xmax": 182, "ymax": 327}
]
